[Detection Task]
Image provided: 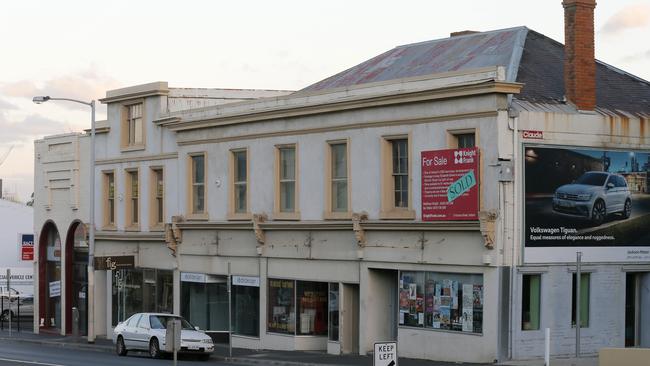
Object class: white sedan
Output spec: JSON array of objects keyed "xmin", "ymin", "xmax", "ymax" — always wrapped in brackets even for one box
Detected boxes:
[{"xmin": 112, "ymin": 313, "xmax": 214, "ymax": 360}]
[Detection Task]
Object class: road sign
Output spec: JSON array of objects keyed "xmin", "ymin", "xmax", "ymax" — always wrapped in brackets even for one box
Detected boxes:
[{"xmin": 374, "ymin": 341, "xmax": 397, "ymax": 366}]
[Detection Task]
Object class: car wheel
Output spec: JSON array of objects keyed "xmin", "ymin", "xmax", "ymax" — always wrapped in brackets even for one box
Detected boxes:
[
  {"xmin": 591, "ymin": 199, "xmax": 606, "ymax": 225},
  {"xmin": 149, "ymin": 338, "xmax": 161, "ymax": 359},
  {"xmin": 116, "ymin": 336, "xmax": 128, "ymax": 356},
  {"xmin": 622, "ymin": 199, "xmax": 632, "ymax": 219}
]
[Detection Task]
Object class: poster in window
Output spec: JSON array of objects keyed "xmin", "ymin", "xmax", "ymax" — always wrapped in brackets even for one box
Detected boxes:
[
  {"xmin": 440, "ymin": 306, "xmax": 450, "ymax": 326},
  {"xmin": 473, "ymin": 285, "xmax": 483, "ymax": 307},
  {"xmin": 462, "ymin": 284, "xmax": 474, "ymax": 332}
]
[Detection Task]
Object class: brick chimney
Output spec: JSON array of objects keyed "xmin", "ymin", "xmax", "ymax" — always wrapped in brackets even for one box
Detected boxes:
[{"xmin": 563, "ymin": 0, "xmax": 597, "ymax": 110}]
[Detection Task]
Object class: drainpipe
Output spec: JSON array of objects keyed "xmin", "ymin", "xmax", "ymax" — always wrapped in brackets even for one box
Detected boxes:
[{"xmin": 507, "ymin": 107, "xmax": 520, "ymax": 360}]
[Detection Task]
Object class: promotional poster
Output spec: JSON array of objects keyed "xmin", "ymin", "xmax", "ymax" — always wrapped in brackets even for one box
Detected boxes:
[{"xmin": 524, "ymin": 146, "xmax": 650, "ymax": 262}]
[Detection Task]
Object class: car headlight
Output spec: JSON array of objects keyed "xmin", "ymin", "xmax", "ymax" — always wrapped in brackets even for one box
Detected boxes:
[
  {"xmin": 202, "ymin": 339, "xmax": 213, "ymax": 344},
  {"xmin": 577, "ymin": 193, "xmax": 592, "ymax": 201}
]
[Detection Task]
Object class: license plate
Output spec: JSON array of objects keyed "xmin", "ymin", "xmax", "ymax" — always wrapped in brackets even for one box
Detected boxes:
[
  {"xmin": 559, "ymin": 201, "xmax": 574, "ymax": 208},
  {"xmin": 188, "ymin": 345, "xmax": 200, "ymax": 350}
]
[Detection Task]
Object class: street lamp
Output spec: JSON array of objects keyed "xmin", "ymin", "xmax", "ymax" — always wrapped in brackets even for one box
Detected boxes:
[{"xmin": 33, "ymin": 95, "xmax": 96, "ymax": 343}]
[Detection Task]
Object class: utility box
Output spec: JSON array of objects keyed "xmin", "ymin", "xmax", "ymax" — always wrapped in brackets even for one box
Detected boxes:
[{"xmin": 165, "ymin": 318, "xmax": 182, "ymax": 353}]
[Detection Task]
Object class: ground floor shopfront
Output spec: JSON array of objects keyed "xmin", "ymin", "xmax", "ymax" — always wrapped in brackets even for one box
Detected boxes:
[
  {"xmin": 511, "ymin": 264, "xmax": 650, "ymax": 360},
  {"xmin": 90, "ymin": 234, "xmax": 501, "ymax": 363}
]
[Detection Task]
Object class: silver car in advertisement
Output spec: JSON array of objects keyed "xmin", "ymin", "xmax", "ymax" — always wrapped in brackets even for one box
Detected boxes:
[
  {"xmin": 112, "ymin": 313, "xmax": 214, "ymax": 360},
  {"xmin": 553, "ymin": 171, "xmax": 632, "ymax": 225}
]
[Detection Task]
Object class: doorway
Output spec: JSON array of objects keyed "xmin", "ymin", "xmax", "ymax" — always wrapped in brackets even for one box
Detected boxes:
[
  {"xmin": 625, "ymin": 272, "xmax": 650, "ymax": 347},
  {"xmin": 341, "ymin": 283, "xmax": 360, "ymax": 354},
  {"xmin": 66, "ymin": 222, "xmax": 88, "ymax": 336},
  {"xmin": 38, "ymin": 221, "xmax": 61, "ymax": 332}
]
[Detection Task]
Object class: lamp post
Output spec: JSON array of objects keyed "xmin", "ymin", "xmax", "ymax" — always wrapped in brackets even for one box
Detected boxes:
[{"xmin": 33, "ymin": 96, "xmax": 96, "ymax": 343}]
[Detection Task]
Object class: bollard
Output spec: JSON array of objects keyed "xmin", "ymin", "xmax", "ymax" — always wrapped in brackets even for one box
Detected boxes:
[{"xmin": 72, "ymin": 307, "xmax": 80, "ymax": 338}]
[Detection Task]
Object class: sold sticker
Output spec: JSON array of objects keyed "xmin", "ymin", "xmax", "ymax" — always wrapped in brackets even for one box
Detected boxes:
[{"xmin": 447, "ymin": 170, "xmax": 476, "ymax": 202}]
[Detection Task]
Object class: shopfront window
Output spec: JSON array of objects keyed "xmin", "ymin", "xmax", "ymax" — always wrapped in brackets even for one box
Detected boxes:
[
  {"xmin": 231, "ymin": 280, "xmax": 260, "ymax": 337},
  {"xmin": 268, "ymin": 279, "xmax": 295, "ymax": 334},
  {"xmin": 180, "ymin": 273, "xmax": 228, "ymax": 332},
  {"xmin": 112, "ymin": 268, "xmax": 173, "ymax": 326},
  {"xmin": 328, "ymin": 283, "xmax": 339, "ymax": 341},
  {"xmin": 399, "ymin": 271, "xmax": 483, "ymax": 334}
]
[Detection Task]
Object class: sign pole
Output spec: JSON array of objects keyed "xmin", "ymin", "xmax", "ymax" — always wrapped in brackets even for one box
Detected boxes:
[
  {"xmin": 575, "ymin": 251, "xmax": 582, "ymax": 358},
  {"xmin": 228, "ymin": 262, "xmax": 232, "ymax": 359},
  {"xmin": 7, "ymin": 269, "xmax": 11, "ymax": 336}
]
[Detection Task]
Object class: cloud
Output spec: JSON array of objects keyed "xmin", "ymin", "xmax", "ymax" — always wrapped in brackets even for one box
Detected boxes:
[
  {"xmin": 621, "ymin": 49, "xmax": 650, "ymax": 62},
  {"xmin": 0, "ymin": 112, "xmax": 74, "ymax": 144},
  {"xmin": 0, "ymin": 98, "xmax": 18, "ymax": 110},
  {"xmin": 0, "ymin": 68, "xmax": 121, "ymax": 111},
  {"xmin": 601, "ymin": 4, "xmax": 650, "ymax": 34}
]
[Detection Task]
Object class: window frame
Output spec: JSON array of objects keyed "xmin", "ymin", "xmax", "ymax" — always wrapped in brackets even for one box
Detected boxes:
[
  {"xmin": 124, "ymin": 168, "xmax": 140, "ymax": 230},
  {"xmin": 521, "ymin": 273, "xmax": 541, "ymax": 331},
  {"xmin": 187, "ymin": 152, "xmax": 208, "ymax": 220},
  {"xmin": 324, "ymin": 139, "xmax": 351, "ymax": 219},
  {"xmin": 447, "ymin": 128, "xmax": 478, "ymax": 149},
  {"xmin": 102, "ymin": 170, "xmax": 116, "ymax": 230},
  {"xmin": 120, "ymin": 100, "xmax": 146, "ymax": 151},
  {"xmin": 228, "ymin": 148, "xmax": 251, "ymax": 220},
  {"xmin": 380, "ymin": 134, "xmax": 414, "ymax": 219},
  {"xmin": 149, "ymin": 166, "xmax": 165, "ymax": 230},
  {"xmin": 274, "ymin": 144, "xmax": 300, "ymax": 220}
]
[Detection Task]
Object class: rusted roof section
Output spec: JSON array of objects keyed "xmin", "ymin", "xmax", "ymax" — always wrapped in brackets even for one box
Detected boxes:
[{"xmin": 300, "ymin": 27, "xmax": 527, "ymax": 92}]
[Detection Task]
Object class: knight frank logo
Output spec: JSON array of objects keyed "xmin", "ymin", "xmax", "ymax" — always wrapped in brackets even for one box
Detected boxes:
[{"xmin": 454, "ymin": 149, "xmax": 476, "ymax": 164}]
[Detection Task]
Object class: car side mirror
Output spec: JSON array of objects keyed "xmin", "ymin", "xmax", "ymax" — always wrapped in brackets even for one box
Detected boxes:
[
  {"xmin": 195, "ymin": 326, "xmax": 200, "ymax": 331},
  {"xmin": 607, "ymin": 182, "xmax": 615, "ymax": 189}
]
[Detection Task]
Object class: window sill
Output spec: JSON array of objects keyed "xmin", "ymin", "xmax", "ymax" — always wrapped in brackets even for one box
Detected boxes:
[
  {"xmin": 125, "ymin": 225, "xmax": 141, "ymax": 232},
  {"xmin": 186, "ymin": 213, "xmax": 209, "ymax": 221},
  {"xmin": 273, "ymin": 211, "xmax": 301, "ymax": 221},
  {"xmin": 227, "ymin": 212, "xmax": 252, "ymax": 221},
  {"xmin": 120, "ymin": 144, "xmax": 145, "ymax": 152},
  {"xmin": 380, "ymin": 209, "xmax": 415, "ymax": 220},
  {"xmin": 102, "ymin": 225, "xmax": 117, "ymax": 231},
  {"xmin": 149, "ymin": 224, "xmax": 165, "ymax": 232},
  {"xmin": 323, "ymin": 211, "xmax": 352, "ymax": 220}
]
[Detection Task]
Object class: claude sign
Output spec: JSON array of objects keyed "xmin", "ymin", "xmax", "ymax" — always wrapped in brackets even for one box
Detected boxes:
[{"xmin": 421, "ymin": 147, "xmax": 480, "ymax": 221}]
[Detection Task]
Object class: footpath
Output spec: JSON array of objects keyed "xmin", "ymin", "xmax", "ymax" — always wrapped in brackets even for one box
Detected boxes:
[{"xmin": 0, "ymin": 330, "xmax": 596, "ymax": 366}]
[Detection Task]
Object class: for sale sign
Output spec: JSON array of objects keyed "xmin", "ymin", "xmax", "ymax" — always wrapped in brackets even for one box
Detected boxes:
[
  {"xmin": 19, "ymin": 234, "xmax": 34, "ymax": 261},
  {"xmin": 421, "ymin": 147, "xmax": 479, "ymax": 221}
]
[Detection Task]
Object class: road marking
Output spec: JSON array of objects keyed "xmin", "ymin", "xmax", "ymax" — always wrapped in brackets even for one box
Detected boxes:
[{"xmin": 0, "ymin": 358, "xmax": 65, "ymax": 366}]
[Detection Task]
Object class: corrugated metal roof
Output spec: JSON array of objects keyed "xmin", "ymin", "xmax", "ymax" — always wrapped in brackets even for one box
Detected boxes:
[{"xmin": 300, "ymin": 27, "xmax": 528, "ymax": 92}]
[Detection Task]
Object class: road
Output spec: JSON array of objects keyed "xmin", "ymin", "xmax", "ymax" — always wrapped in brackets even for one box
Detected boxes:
[{"xmin": 0, "ymin": 339, "xmax": 236, "ymax": 366}]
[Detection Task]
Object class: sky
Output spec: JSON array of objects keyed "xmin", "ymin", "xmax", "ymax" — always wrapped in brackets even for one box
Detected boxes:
[{"xmin": 1, "ymin": 0, "xmax": 649, "ymax": 202}]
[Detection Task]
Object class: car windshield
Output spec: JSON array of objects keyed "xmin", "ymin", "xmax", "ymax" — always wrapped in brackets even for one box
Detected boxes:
[
  {"xmin": 575, "ymin": 172, "xmax": 608, "ymax": 186},
  {"xmin": 149, "ymin": 315, "xmax": 195, "ymax": 330}
]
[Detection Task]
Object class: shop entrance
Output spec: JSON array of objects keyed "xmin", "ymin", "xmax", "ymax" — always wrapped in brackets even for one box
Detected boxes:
[
  {"xmin": 65, "ymin": 222, "xmax": 87, "ymax": 336},
  {"xmin": 341, "ymin": 283, "xmax": 359, "ymax": 354},
  {"xmin": 38, "ymin": 221, "xmax": 61, "ymax": 332},
  {"xmin": 625, "ymin": 272, "xmax": 650, "ymax": 347},
  {"xmin": 364, "ymin": 268, "xmax": 398, "ymax": 353}
]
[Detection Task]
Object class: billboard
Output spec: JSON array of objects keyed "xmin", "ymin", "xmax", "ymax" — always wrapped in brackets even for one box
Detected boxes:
[
  {"xmin": 421, "ymin": 147, "xmax": 480, "ymax": 221},
  {"xmin": 524, "ymin": 146, "xmax": 650, "ymax": 263}
]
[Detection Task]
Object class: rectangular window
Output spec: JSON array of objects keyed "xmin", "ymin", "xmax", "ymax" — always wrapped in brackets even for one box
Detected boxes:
[
  {"xmin": 268, "ymin": 279, "xmax": 295, "ymax": 334},
  {"xmin": 180, "ymin": 274, "xmax": 228, "ymax": 332},
  {"xmin": 278, "ymin": 146, "xmax": 297, "ymax": 214},
  {"xmin": 126, "ymin": 103, "xmax": 143, "ymax": 146},
  {"xmin": 190, "ymin": 154, "xmax": 205, "ymax": 215},
  {"xmin": 456, "ymin": 133, "xmax": 476, "ymax": 148},
  {"xmin": 112, "ymin": 268, "xmax": 173, "ymax": 326},
  {"xmin": 231, "ymin": 282, "xmax": 260, "ymax": 337},
  {"xmin": 328, "ymin": 283, "xmax": 339, "ymax": 341},
  {"xmin": 267, "ymin": 279, "xmax": 328, "ymax": 336},
  {"xmin": 399, "ymin": 270, "xmax": 483, "ymax": 334},
  {"xmin": 127, "ymin": 170, "xmax": 139, "ymax": 225},
  {"xmin": 522, "ymin": 274, "xmax": 541, "ymax": 330},
  {"xmin": 391, "ymin": 139, "xmax": 408, "ymax": 208},
  {"xmin": 330, "ymin": 143, "xmax": 348, "ymax": 213},
  {"xmin": 232, "ymin": 150, "xmax": 248, "ymax": 214},
  {"xmin": 572, "ymin": 273, "xmax": 590, "ymax": 328},
  {"xmin": 104, "ymin": 172, "xmax": 115, "ymax": 227},
  {"xmin": 150, "ymin": 168, "xmax": 164, "ymax": 226}
]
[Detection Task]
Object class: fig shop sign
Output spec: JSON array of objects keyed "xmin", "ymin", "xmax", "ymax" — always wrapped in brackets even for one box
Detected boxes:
[{"xmin": 421, "ymin": 147, "xmax": 480, "ymax": 221}]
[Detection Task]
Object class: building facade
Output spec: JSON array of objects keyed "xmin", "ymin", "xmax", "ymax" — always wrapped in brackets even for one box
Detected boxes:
[{"xmin": 34, "ymin": 1, "xmax": 650, "ymax": 362}]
